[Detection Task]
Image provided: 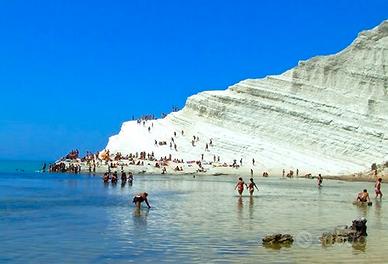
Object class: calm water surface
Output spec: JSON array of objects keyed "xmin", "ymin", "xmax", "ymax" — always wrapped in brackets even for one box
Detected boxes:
[{"xmin": 0, "ymin": 165, "xmax": 387, "ymax": 263}]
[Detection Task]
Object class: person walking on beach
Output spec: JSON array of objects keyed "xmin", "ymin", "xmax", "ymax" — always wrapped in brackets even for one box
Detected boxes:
[
  {"xmin": 235, "ymin": 177, "xmax": 245, "ymax": 196},
  {"xmin": 375, "ymin": 178, "xmax": 383, "ymax": 198},
  {"xmin": 133, "ymin": 192, "xmax": 151, "ymax": 209},
  {"xmin": 247, "ymin": 178, "xmax": 259, "ymax": 196}
]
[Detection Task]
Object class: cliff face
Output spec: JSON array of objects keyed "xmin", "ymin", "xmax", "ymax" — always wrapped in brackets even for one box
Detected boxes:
[{"xmin": 106, "ymin": 21, "xmax": 388, "ymax": 175}]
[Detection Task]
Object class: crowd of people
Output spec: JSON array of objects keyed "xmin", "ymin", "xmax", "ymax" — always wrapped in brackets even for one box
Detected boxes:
[{"xmin": 49, "ymin": 162, "xmax": 81, "ymax": 173}]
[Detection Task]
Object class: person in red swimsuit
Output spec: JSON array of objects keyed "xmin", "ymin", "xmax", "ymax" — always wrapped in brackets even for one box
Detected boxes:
[
  {"xmin": 247, "ymin": 178, "xmax": 259, "ymax": 196},
  {"xmin": 235, "ymin": 177, "xmax": 245, "ymax": 196}
]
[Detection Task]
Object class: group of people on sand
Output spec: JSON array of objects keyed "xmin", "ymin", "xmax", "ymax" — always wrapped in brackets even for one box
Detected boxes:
[
  {"xmin": 49, "ymin": 162, "xmax": 81, "ymax": 173},
  {"xmin": 235, "ymin": 177, "xmax": 259, "ymax": 196},
  {"xmin": 355, "ymin": 177, "xmax": 383, "ymax": 203}
]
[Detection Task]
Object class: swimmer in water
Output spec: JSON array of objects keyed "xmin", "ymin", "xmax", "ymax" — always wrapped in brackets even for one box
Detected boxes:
[
  {"xmin": 247, "ymin": 178, "xmax": 259, "ymax": 196},
  {"xmin": 133, "ymin": 192, "xmax": 151, "ymax": 209},
  {"xmin": 234, "ymin": 177, "xmax": 245, "ymax": 196}
]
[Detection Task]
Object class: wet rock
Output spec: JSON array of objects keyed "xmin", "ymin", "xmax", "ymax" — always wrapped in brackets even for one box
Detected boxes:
[
  {"xmin": 262, "ymin": 233, "xmax": 294, "ymax": 248},
  {"xmin": 321, "ymin": 218, "xmax": 367, "ymax": 245}
]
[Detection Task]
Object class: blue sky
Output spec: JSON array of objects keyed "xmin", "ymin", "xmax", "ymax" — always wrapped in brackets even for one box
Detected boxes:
[{"xmin": 0, "ymin": 0, "xmax": 387, "ymax": 160}]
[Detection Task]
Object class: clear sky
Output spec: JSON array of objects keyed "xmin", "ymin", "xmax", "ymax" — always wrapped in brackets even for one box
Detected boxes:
[{"xmin": 0, "ymin": 0, "xmax": 387, "ymax": 160}]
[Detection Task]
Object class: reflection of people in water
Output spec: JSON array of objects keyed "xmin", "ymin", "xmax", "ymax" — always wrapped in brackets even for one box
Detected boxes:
[
  {"xmin": 356, "ymin": 189, "xmax": 371, "ymax": 202},
  {"xmin": 247, "ymin": 178, "xmax": 259, "ymax": 196},
  {"xmin": 133, "ymin": 207, "xmax": 149, "ymax": 228},
  {"xmin": 133, "ymin": 192, "xmax": 151, "ymax": 208},
  {"xmin": 235, "ymin": 177, "xmax": 245, "ymax": 196}
]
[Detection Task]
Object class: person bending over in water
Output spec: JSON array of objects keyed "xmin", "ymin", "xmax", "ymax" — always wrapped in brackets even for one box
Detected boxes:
[
  {"xmin": 356, "ymin": 189, "xmax": 371, "ymax": 203},
  {"xmin": 133, "ymin": 192, "xmax": 151, "ymax": 209},
  {"xmin": 247, "ymin": 178, "xmax": 259, "ymax": 196},
  {"xmin": 375, "ymin": 178, "xmax": 383, "ymax": 198},
  {"xmin": 235, "ymin": 177, "xmax": 245, "ymax": 196}
]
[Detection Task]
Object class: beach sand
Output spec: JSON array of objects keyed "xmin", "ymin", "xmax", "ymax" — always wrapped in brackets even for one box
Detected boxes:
[{"xmin": 56, "ymin": 158, "xmax": 387, "ymax": 182}]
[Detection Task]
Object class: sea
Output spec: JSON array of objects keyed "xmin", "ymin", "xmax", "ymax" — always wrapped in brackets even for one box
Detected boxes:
[{"xmin": 1, "ymin": 160, "xmax": 387, "ymax": 263}]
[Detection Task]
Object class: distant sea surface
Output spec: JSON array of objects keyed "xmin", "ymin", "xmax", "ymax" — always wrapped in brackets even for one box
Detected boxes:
[
  {"xmin": 0, "ymin": 160, "xmax": 48, "ymax": 173},
  {"xmin": 1, "ymin": 160, "xmax": 388, "ymax": 263}
]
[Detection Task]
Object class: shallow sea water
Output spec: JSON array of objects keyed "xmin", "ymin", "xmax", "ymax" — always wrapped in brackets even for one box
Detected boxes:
[{"xmin": 1, "ymin": 169, "xmax": 387, "ymax": 263}]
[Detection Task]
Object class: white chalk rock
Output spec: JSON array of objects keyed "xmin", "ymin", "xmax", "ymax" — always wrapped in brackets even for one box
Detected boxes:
[{"xmin": 105, "ymin": 21, "xmax": 388, "ymax": 176}]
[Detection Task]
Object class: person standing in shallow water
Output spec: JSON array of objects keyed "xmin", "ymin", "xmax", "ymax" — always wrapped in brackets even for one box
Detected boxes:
[
  {"xmin": 235, "ymin": 177, "xmax": 245, "ymax": 196},
  {"xmin": 375, "ymin": 178, "xmax": 383, "ymax": 198},
  {"xmin": 317, "ymin": 174, "xmax": 323, "ymax": 187},
  {"xmin": 247, "ymin": 178, "xmax": 259, "ymax": 196}
]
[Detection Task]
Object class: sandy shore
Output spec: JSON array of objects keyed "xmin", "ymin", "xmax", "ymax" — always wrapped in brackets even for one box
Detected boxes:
[{"xmin": 52, "ymin": 158, "xmax": 387, "ymax": 183}]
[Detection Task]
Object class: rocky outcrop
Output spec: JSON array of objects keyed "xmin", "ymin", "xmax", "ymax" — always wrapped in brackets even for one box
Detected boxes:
[
  {"xmin": 106, "ymin": 21, "xmax": 388, "ymax": 175},
  {"xmin": 262, "ymin": 234, "xmax": 294, "ymax": 248},
  {"xmin": 320, "ymin": 218, "xmax": 368, "ymax": 245}
]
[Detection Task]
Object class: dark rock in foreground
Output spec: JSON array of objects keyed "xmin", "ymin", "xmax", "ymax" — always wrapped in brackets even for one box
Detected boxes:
[
  {"xmin": 262, "ymin": 234, "xmax": 294, "ymax": 248},
  {"xmin": 321, "ymin": 218, "xmax": 367, "ymax": 245}
]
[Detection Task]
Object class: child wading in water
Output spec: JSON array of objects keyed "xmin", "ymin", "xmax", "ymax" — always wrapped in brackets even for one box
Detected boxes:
[
  {"xmin": 247, "ymin": 178, "xmax": 259, "ymax": 196},
  {"xmin": 375, "ymin": 178, "xmax": 383, "ymax": 198},
  {"xmin": 235, "ymin": 177, "xmax": 245, "ymax": 196}
]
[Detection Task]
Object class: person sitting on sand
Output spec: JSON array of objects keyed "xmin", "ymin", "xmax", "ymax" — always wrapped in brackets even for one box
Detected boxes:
[
  {"xmin": 247, "ymin": 178, "xmax": 259, "ymax": 196},
  {"xmin": 235, "ymin": 177, "xmax": 245, "ymax": 196},
  {"xmin": 375, "ymin": 178, "xmax": 383, "ymax": 198},
  {"xmin": 133, "ymin": 192, "xmax": 151, "ymax": 209},
  {"xmin": 357, "ymin": 189, "xmax": 371, "ymax": 203}
]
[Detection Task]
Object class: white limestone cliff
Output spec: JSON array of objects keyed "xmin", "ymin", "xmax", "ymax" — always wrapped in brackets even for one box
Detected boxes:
[{"xmin": 105, "ymin": 21, "xmax": 388, "ymax": 175}]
